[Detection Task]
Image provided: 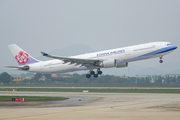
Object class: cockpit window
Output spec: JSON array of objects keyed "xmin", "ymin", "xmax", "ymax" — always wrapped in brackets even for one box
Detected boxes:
[{"xmin": 167, "ymin": 43, "xmax": 173, "ymax": 46}]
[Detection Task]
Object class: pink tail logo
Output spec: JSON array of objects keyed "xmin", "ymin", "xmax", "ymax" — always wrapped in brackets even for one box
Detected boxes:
[{"xmin": 15, "ymin": 51, "xmax": 29, "ymax": 64}]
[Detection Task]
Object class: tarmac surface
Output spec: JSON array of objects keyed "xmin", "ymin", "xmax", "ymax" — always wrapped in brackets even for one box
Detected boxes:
[{"xmin": 0, "ymin": 91, "xmax": 180, "ymax": 120}]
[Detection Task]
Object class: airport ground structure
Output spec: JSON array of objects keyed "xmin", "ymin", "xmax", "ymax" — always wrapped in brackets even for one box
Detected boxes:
[{"xmin": 0, "ymin": 72, "xmax": 180, "ymax": 87}]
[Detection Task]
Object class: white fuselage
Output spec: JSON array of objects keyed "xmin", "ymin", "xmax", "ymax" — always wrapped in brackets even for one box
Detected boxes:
[{"xmin": 25, "ymin": 42, "xmax": 177, "ymax": 74}]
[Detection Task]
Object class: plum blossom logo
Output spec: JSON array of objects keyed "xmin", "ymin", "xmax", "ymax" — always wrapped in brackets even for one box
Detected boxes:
[{"xmin": 15, "ymin": 51, "xmax": 29, "ymax": 64}]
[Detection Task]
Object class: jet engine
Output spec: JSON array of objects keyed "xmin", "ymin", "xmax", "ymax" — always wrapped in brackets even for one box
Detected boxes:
[
  {"xmin": 18, "ymin": 65, "xmax": 30, "ymax": 71},
  {"xmin": 116, "ymin": 62, "xmax": 128, "ymax": 68},
  {"xmin": 99, "ymin": 59, "xmax": 128, "ymax": 68}
]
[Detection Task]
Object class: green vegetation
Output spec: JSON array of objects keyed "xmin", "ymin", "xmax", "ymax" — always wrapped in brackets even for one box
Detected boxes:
[
  {"xmin": 0, "ymin": 72, "xmax": 13, "ymax": 83},
  {"xmin": 0, "ymin": 85, "xmax": 180, "ymax": 88},
  {"xmin": 0, "ymin": 72, "xmax": 180, "ymax": 86},
  {"xmin": 0, "ymin": 88, "xmax": 180, "ymax": 93},
  {"xmin": 0, "ymin": 96, "xmax": 68, "ymax": 102}
]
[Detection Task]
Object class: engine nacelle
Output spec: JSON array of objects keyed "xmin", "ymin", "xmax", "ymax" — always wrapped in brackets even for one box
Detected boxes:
[
  {"xmin": 116, "ymin": 62, "xmax": 128, "ymax": 68},
  {"xmin": 100, "ymin": 59, "xmax": 115, "ymax": 68},
  {"xmin": 17, "ymin": 65, "xmax": 30, "ymax": 71},
  {"xmin": 99, "ymin": 59, "xmax": 128, "ymax": 68}
]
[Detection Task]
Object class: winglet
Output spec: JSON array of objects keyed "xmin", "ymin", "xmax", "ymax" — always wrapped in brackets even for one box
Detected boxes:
[{"xmin": 41, "ymin": 51, "xmax": 49, "ymax": 56}]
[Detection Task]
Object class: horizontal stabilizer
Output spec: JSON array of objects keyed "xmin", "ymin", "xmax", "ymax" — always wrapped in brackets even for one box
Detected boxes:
[
  {"xmin": 5, "ymin": 66, "xmax": 29, "ymax": 70},
  {"xmin": 41, "ymin": 51, "xmax": 49, "ymax": 56}
]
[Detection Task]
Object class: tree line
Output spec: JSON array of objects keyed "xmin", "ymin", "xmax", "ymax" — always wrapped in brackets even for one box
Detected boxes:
[
  {"xmin": 0, "ymin": 72, "xmax": 180, "ymax": 86},
  {"xmin": 0, "ymin": 72, "xmax": 13, "ymax": 83}
]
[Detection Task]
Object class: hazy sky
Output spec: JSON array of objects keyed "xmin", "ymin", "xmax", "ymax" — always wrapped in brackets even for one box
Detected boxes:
[{"xmin": 0, "ymin": 0, "xmax": 180, "ymax": 71}]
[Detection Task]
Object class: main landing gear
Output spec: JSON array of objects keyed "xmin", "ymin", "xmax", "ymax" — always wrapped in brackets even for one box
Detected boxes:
[
  {"xmin": 159, "ymin": 56, "xmax": 163, "ymax": 63},
  {"xmin": 86, "ymin": 68, "xmax": 102, "ymax": 78}
]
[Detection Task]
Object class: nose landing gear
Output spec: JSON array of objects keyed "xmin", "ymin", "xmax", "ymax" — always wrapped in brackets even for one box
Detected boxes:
[{"xmin": 159, "ymin": 56, "xmax": 163, "ymax": 63}]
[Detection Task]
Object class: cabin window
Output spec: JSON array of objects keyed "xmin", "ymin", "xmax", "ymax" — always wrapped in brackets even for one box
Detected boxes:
[
  {"xmin": 134, "ymin": 45, "xmax": 155, "ymax": 52},
  {"xmin": 167, "ymin": 43, "xmax": 173, "ymax": 46}
]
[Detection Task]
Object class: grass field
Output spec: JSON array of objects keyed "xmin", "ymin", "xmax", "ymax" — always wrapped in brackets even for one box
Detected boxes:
[
  {"xmin": 0, "ymin": 88, "xmax": 180, "ymax": 93},
  {"xmin": 0, "ymin": 85, "xmax": 180, "ymax": 88},
  {"xmin": 0, "ymin": 96, "xmax": 68, "ymax": 102}
]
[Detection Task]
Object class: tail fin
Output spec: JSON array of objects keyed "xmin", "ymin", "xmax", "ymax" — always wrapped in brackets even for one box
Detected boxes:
[{"xmin": 8, "ymin": 44, "xmax": 39, "ymax": 66}]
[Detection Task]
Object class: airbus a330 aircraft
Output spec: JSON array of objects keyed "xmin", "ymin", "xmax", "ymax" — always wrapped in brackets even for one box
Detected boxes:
[{"xmin": 7, "ymin": 42, "xmax": 177, "ymax": 78}]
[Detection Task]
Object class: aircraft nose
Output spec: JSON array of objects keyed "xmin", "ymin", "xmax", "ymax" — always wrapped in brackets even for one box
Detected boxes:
[{"xmin": 173, "ymin": 45, "xmax": 178, "ymax": 49}]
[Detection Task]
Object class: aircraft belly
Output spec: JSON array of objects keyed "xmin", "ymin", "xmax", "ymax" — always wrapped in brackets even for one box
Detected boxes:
[{"xmin": 44, "ymin": 64, "xmax": 75, "ymax": 72}]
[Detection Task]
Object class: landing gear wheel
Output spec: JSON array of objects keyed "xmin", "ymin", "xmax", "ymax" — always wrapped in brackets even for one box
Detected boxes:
[
  {"xmin": 97, "ymin": 71, "xmax": 102, "ymax": 75},
  {"xmin": 86, "ymin": 74, "xmax": 91, "ymax": 78},
  {"xmin": 159, "ymin": 60, "xmax": 163, "ymax": 63},
  {"xmin": 159, "ymin": 56, "xmax": 163, "ymax": 63},
  {"xmin": 94, "ymin": 74, "xmax": 98, "ymax": 78}
]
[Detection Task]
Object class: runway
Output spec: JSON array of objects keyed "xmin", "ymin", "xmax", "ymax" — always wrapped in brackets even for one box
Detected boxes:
[{"xmin": 0, "ymin": 91, "xmax": 180, "ymax": 120}]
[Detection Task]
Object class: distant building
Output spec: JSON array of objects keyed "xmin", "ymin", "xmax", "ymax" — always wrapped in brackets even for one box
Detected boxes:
[
  {"xmin": 12, "ymin": 74, "xmax": 70, "ymax": 82},
  {"xmin": 51, "ymin": 74, "xmax": 69, "ymax": 78},
  {"xmin": 118, "ymin": 75, "xmax": 149, "ymax": 78},
  {"xmin": 161, "ymin": 74, "xmax": 180, "ymax": 78},
  {"xmin": 13, "ymin": 76, "xmax": 25, "ymax": 82},
  {"xmin": 39, "ymin": 76, "xmax": 46, "ymax": 81},
  {"xmin": 25, "ymin": 75, "xmax": 34, "ymax": 80},
  {"xmin": 51, "ymin": 74, "xmax": 57, "ymax": 78},
  {"xmin": 29, "ymin": 76, "xmax": 34, "ymax": 79},
  {"xmin": 60, "ymin": 75, "xmax": 69, "ymax": 78}
]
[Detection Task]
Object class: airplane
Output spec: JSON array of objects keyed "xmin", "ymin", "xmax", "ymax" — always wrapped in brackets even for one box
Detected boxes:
[{"xmin": 7, "ymin": 42, "xmax": 177, "ymax": 78}]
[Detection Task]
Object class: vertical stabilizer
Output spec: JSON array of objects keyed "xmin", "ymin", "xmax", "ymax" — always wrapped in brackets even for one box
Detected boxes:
[{"xmin": 8, "ymin": 44, "xmax": 39, "ymax": 66}]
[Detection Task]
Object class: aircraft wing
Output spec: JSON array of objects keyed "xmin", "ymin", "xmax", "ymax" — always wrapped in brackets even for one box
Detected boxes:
[{"xmin": 41, "ymin": 52, "xmax": 101, "ymax": 66}]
